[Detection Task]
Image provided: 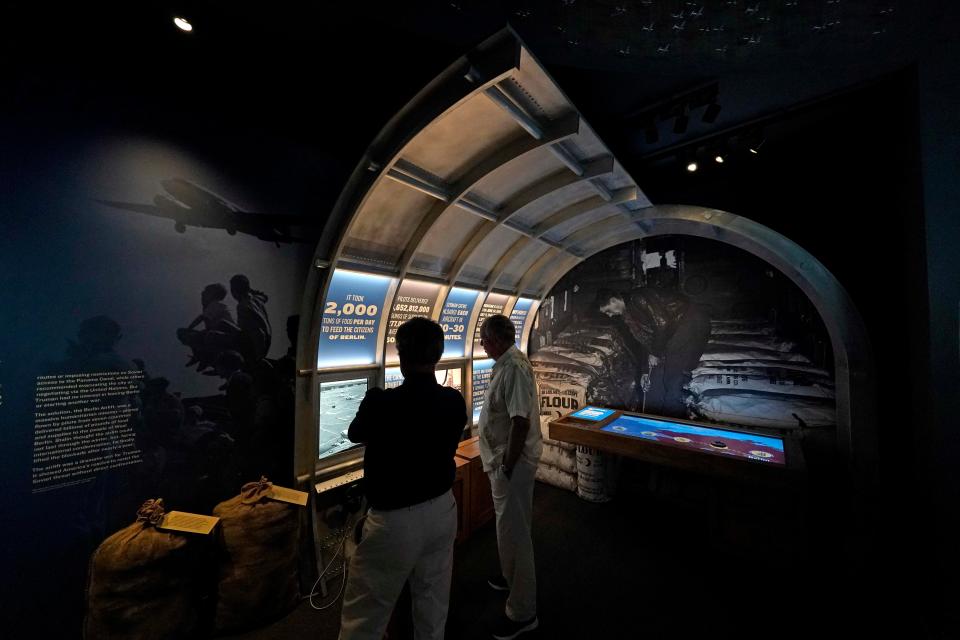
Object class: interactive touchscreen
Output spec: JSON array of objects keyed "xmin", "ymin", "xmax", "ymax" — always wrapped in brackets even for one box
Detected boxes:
[
  {"xmin": 601, "ymin": 415, "xmax": 786, "ymax": 465},
  {"xmin": 317, "ymin": 378, "xmax": 368, "ymax": 459},
  {"xmin": 569, "ymin": 406, "xmax": 616, "ymax": 421},
  {"xmin": 317, "ymin": 269, "xmax": 394, "ymax": 369},
  {"xmin": 508, "ymin": 297, "xmax": 535, "ymax": 347},
  {"xmin": 439, "ymin": 287, "xmax": 481, "ymax": 359},
  {"xmin": 384, "ymin": 367, "xmax": 463, "ymax": 393}
]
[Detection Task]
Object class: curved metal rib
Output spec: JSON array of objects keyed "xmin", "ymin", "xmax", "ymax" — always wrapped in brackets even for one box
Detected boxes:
[{"xmin": 396, "ymin": 112, "xmax": 580, "ymax": 281}]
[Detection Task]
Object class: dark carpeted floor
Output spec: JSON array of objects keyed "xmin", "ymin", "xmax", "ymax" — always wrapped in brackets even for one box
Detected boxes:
[{"xmin": 230, "ymin": 462, "xmax": 885, "ymax": 640}]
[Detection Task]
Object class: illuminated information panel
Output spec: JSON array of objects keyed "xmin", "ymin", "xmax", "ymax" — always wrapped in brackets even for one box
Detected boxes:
[
  {"xmin": 472, "ymin": 359, "xmax": 495, "ymax": 422},
  {"xmin": 472, "ymin": 293, "xmax": 509, "ymax": 355},
  {"xmin": 384, "ymin": 366, "xmax": 463, "ymax": 393},
  {"xmin": 318, "ymin": 270, "xmax": 394, "ymax": 368},
  {"xmin": 508, "ymin": 297, "xmax": 535, "ymax": 347},
  {"xmin": 317, "ymin": 378, "xmax": 368, "ymax": 460},
  {"xmin": 601, "ymin": 414, "xmax": 786, "ymax": 465},
  {"xmin": 384, "ymin": 279, "xmax": 443, "ymax": 363},
  {"xmin": 439, "ymin": 287, "xmax": 481, "ymax": 359}
]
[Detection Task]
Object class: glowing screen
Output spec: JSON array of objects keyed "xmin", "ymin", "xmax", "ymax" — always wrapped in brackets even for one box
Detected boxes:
[
  {"xmin": 384, "ymin": 367, "xmax": 463, "ymax": 393},
  {"xmin": 569, "ymin": 406, "xmax": 616, "ymax": 421},
  {"xmin": 317, "ymin": 269, "xmax": 394, "ymax": 368},
  {"xmin": 472, "ymin": 293, "xmax": 509, "ymax": 355},
  {"xmin": 384, "ymin": 279, "xmax": 443, "ymax": 363},
  {"xmin": 317, "ymin": 378, "xmax": 368, "ymax": 460},
  {"xmin": 472, "ymin": 358, "xmax": 495, "ymax": 423},
  {"xmin": 439, "ymin": 287, "xmax": 481, "ymax": 359},
  {"xmin": 509, "ymin": 297, "xmax": 535, "ymax": 347},
  {"xmin": 601, "ymin": 414, "xmax": 786, "ymax": 465}
]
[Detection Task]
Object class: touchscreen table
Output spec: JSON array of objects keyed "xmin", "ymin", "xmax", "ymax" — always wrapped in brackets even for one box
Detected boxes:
[
  {"xmin": 601, "ymin": 415, "xmax": 785, "ymax": 466},
  {"xmin": 550, "ymin": 406, "xmax": 803, "ymax": 484}
]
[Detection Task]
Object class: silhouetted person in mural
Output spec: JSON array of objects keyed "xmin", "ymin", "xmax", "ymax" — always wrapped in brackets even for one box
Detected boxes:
[
  {"xmin": 598, "ymin": 262, "xmax": 711, "ymax": 418},
  {"xmin": 178, "ymin": 283, "xmax": 242, "ymax": 373},
  {"xmin": 216, "ymin": 349, "xmax": 257, "ymax": 478},
  {"xmin": 58, "ymin": 317, "xmax": 143, "ymax": 542},
  {"xmin": 267, "ymin": 315, "xmax": 299, "ymax": 484},
  {"xmin": 64, "ymin": 315, "xmax": 132, "ymax": 374},
  {"xmin": 230, "ymin": 274, "xmax": 272, "ymax": 365},
  {"xmin": 276, "ymin": 314, "xmax": 299, "ymax": 381}
]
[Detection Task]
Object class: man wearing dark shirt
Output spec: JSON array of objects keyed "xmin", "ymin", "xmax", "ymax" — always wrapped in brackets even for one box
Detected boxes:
[{"xmin": 339, "ymin": 318, "xmax": 467, "ymax": 640}]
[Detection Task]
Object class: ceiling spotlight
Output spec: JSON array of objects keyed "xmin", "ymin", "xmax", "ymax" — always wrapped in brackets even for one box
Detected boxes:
[
  {"xmin": 173, "ymin": 16, "xmax": 193, "ymax": 32},
  {"xmin": 686, "ymin": 161, "xmax": 698, "ymax": 172},
  {"xmin": 702, "ymin": 103, "xmax": 722, "ymax": 123},
  {"xmin": 714, "ymin": 154, "xmax": 724, "ymax": 163},
  {"xmin": 746, "ymin": 129, "xmax": 766, "ymax": 154},
  {"xmin": 673, "ymin": 112, "xmax": 689, "ymax": 134}
]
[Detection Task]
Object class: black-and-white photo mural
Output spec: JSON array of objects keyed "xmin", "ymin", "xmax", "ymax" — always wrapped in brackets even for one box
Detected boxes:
[{"xmin": 530, "ymin": 236, "xmax": 835, "ymax": 433}]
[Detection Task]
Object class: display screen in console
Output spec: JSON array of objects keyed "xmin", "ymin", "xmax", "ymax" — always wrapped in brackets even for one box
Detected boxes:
[
  {"xmin": 569, "ymin": 406, "xmax": 616, "ymax": 421},
  {"xmin": 600, "ymin": 414, "xmax": 786, "ymax": 465}
]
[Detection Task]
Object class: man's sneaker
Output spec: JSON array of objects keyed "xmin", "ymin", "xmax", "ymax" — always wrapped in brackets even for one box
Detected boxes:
[
  {"xmin": 492, "ymin": 614, "xmax": 538, "ymax": 640},
  {"xmin": 487, "ymin": 575, "xmax": 510, "ymax": 592}
]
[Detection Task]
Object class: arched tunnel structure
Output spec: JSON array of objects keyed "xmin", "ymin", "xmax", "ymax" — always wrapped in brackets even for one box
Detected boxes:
[{"xmin": 294, "ymin": 28, "xmax": 875, "ymax": 486}]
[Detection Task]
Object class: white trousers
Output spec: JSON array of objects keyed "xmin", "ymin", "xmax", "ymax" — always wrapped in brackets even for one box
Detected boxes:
[
  {"xmin": 488, "ymin": 461, "xmax": 538, "ymax": 622},
  {"xmin": 339, "ymin": 490, "xmax": 458, "ymax": 640}
]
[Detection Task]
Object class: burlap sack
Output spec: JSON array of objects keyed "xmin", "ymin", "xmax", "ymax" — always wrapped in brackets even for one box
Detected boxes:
[
  {"xmin": 85, "ymin": 499, "xmax": 207, "ymax": 640},
  {"xmin": 212, "ymin": 477, "xmax": 300, "ymax": 632}
]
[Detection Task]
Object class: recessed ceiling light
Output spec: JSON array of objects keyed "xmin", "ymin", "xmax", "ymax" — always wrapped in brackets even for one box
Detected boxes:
[
  {"xmin": 173, "ymin": 17, "xmax": 193, "ymax": 32},
  {"xmin": 715, "ymin": 155, "xmax": 724, "ymax": 163},
  {"xmin": 686, "ymin": 162, "xmax": 698, "ymax": 172}
]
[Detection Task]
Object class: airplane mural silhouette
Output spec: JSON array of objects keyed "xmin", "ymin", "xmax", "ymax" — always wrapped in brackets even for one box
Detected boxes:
[{"xmin": 97, "ymin": 178, "xmax": 321, "ymax": 245}]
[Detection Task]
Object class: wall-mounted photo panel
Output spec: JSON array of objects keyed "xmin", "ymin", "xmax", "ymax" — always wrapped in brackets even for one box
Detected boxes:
[
  {"xmin": 317, "ymin": 269, "xmax": 395, "ymax": 369},
  {"xmin": 317, "ymin": 375, "xmax": 371, "ymax": 461},
  {"xmin": 471, "ymin": 359, "xmax": 495, "ymax": 423},
  {"xmin": 384, "ymin": 279, "xmax": 444, "ymax": 363},
  {"xmin": 509, "ymin": 297, "xmax": 536, "ymax": 348},
  {"xmin": 472, "ymin": 292, "xmax": 510, "ymax": 355},
  {"xmin": 439, "ymin": 287, "xmax": 482, "ymax": 359}
]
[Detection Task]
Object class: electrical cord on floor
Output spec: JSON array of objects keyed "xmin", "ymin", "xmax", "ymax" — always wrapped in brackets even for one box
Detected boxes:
[{"xmin": 305, "ymin": 514, "xmax": 365, "ymax": 611}]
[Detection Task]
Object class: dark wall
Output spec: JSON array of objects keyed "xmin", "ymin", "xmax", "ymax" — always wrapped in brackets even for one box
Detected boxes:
[
  {"xmin": 0, "ymin": 7, "xmax": 463, "ymax": 637},
  {"xmin": 916, "ymin": 1, "xmax": 960, "ymax": 630},
  {"xmin": 638, "ymin": 69, "xmax": 927, "ymax": 488},
  {"xmin": 0, "ymin": 106, "xmax": 322, "ymax": 639},
  {"xmin": 627, "ymin": 68, "xmax": 933, "ymax": 632}
]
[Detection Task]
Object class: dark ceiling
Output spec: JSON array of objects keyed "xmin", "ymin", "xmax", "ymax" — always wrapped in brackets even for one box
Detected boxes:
[
  {"xmin": 1, "ymin": 2, "xmax": 948, "ymax": 293},
  {"xmin": 2, "ymin": 1, "xmax": 932, "ymax": 195}
]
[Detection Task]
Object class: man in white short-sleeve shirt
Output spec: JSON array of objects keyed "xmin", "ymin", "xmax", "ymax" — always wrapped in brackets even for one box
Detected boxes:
[{"xmin": 477, "ymin": 314, "xmax": 542, "ymax": 640}]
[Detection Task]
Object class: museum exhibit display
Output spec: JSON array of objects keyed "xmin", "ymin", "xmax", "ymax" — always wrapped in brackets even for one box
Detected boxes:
[{"xmin": 4, "ymin": 2, "xmax": 959, "ymax": 638}]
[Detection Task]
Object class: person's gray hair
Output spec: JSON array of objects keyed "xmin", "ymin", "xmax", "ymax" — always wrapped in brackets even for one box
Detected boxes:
[{"xmin": 481, "ymin": 314, "xmax": 515, "ymax": 345}]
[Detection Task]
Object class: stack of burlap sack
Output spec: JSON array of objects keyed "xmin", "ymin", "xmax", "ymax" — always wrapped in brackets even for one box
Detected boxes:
[
  {"xmin": 686, "ymin": 319, "xmax": 836, "ymax": 430},
  {"xmin": 84, "ymin": 477, "xmax": 301, "ymax": 639},
  {"xmin": 530, "ymin": 326, "xmax": 639, "ymax": 494}
]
